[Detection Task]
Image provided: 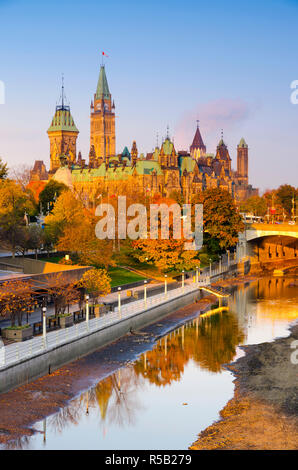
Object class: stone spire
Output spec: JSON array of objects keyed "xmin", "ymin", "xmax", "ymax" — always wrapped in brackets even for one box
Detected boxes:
[
  {"xmin": 190, "ymin": 122, "xmax": 206, "ymax": 157},
  {"xmin": 96, "ymin": 65, "xmax": 111, "ymax": 100}
]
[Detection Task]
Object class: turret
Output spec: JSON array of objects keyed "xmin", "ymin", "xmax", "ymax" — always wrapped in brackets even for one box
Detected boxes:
[
  {"xmin": 47, "ymin": 79, "xmax": 79, "ymax": 173},
  {"xmin": 237, "ymin": 137, "xmax": 248, "ymax": 184}
]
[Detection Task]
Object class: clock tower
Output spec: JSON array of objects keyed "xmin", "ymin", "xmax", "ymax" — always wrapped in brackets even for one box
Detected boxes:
[{"xmin": 90, "ymin": 65, "xmax": 115, "ymax": 167}]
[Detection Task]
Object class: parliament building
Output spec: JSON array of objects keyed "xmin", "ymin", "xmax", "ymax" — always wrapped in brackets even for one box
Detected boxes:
[{"xmin": 30, "ymin": 64, "xmax": 258, "ymax": 203}]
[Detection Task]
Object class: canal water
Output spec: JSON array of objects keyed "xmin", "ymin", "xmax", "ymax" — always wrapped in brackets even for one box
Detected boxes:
[{"xmin": 13, "ymin": 277, "xmax": 298, "ymax": 450}]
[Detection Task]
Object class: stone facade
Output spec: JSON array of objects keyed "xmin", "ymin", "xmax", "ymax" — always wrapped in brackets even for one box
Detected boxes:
[{"xmin": 31, "ymin": 66, "xmax": 258, "ymax": 203}]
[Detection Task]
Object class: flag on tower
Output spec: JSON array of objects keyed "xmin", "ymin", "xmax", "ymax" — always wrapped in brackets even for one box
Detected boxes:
[{"xmin": 102, "ymin": 51, "xmax": 109, "ymax": 57}]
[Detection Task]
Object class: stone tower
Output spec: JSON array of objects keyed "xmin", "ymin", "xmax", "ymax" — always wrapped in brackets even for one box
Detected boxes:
[
  {"xmin": 237, "ymin": 137, "xmax": 248, "ymax": 184},
  {"xmin": 131, "ymin": 141, "xmax": 138, "ymax": 166},
  {"xmin": 215, "ymin": 136, "xmax": 232, "ymax": 175},
  {"xmin": 47, "ymin": 92, "xmax": 79, "ymax": 173},
  {"xmin": 90, "ymin": 65, "xmax": 115, "ymax": 166}
]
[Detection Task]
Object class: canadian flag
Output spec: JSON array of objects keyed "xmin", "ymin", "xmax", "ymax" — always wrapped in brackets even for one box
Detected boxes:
[{"xmin": 102, "ymin": 51, "xmax": 109, "ymax": 57}]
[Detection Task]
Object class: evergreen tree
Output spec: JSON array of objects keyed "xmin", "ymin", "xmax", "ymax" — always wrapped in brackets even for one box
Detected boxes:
[{"xmin": 0, "ymin": 157, "xmax": 8, "ymax": 180}]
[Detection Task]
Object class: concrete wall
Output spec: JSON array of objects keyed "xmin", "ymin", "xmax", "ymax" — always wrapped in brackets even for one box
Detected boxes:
[
  {"xmin": 0, "ymin": 288, "xmax": 203, "ymax": 394},
  {"xmin": 248, "ymin": 235, "xmax": 298, "ymax": 264},
  {"xmin": 0, "ymin": 257, "xmax": 90, "ymax": 287}
]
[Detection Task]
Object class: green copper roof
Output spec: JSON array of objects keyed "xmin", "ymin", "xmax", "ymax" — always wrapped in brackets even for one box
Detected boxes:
[
  {"xmin": 179, "ymin": 156, "xmax": 196, "ymax": 175},
  {"xmin": 121, "ymin": 147, "xmax": 130, "ymax": 159},
  {"xmin": 96, "ymin": 65, "xmax": 111, "ymax": 100},
  {"xmin": 238, "ymin": 137, "xmax": 248, "ymax": 148},
  {"xmin": 135, "ymin": 160, "xmax": 163, "ymax": 176},
  {"xmin": 162, "ymin": 138, "xmax": 174, "ymax": 155},
  {"xmin": 47, "ymin": 108, "xmax": 79, "ymax": 133}
]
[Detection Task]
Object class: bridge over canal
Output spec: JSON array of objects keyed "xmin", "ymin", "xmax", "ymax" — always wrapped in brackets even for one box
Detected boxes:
[{"xmin": 236, "ymin": 223, "xmax": 298, "ymax": 269}]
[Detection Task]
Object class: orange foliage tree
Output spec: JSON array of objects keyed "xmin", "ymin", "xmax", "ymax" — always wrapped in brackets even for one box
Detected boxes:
[
  {"xmin": 0, "ymin": 280, "xmax": 36, "ymax": 327},
  {"xmin": 35, "ymin": 272, "xmax": 80, "ymax": 317}
]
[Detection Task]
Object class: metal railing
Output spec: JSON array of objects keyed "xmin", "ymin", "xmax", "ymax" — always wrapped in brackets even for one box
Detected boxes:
[{"xmin": 0, "ymin": 276, "xmax": 210, "ymax": 369}]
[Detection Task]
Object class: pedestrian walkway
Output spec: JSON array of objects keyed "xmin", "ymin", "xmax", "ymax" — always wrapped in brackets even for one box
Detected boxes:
[{"xmin": 0, "ymin": 276, "xmax": 210, "ymax": 369}]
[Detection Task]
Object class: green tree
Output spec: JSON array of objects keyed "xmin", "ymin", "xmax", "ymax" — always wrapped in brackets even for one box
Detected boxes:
[
  {"xmin": 38, "ymin": 179, "xmax": 68, "ymax": 213},
  {"xmin": 192, "ymin": 188, "xmax": 244, "ymax": 253},
  {"xmin": 276, "ymin": 184, "xmax": 297, "ymax": 217}
]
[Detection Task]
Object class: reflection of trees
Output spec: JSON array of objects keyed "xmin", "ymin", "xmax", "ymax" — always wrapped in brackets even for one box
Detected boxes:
[
  {"xmin": 193, "ymin": 313, "xmax": 245, "ymax": 372},
  {"xmin": 134, "ymin": 312, "xmax": 245, "ymax": 384},
  {"xmin": 48, "ymin": 401, "xmax": 82, "ymax": 434},
  {"xmin": 8, "ymin": 310, "xmax": 245, "ymax": 447},
  {"xmin": 90, "ymin": 368, "xmax": 145, "ymax": 428},
  {"xmin": 4, "ymin": 435, "xmax": 33, "ymax": 450}
]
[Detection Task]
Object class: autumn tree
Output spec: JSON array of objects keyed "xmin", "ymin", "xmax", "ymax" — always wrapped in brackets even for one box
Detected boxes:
[
  {"xmin": 133, "ymin": 238, "xmax": 199, "ymax": 273},
  {"xmin": 0, "ymin": 280, "xmax": 36, "ymax": 327},
  {"xmin": 192, "ymin": 188, "xmax": 244, "ymax": 253},
  {"xmin": 240, "ymin": 195, "xmax": 267, "ymax": 217},
  {"xmin": 46, "ymin": 191, "xmax": 114, "ymax": 267},
  {"xmin": 44, "ymin": 190, "xmax": 83, "ymax": 244},
  {"xmin": 36, "ymin": 272, "xmax": 80, "ymax": 317},
  {"xmin": 78, "ymin": 268, "xmax": 111, "ymax": 305},
  {"xmin": 9, "ymin": 164, "xmax": 31, "ymax": 190},
  {"xmin": 0, "ymin": 180, "xmax": 35, "ymax": 257}
]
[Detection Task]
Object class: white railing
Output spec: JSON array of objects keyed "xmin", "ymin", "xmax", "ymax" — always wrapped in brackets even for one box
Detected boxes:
[{"xmin": 0, "ymin": 276, "xmax": 210, "ymax": 370}]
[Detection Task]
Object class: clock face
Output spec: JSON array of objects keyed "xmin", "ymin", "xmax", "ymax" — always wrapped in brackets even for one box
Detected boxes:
[{"xmin": 96, "ymin": 103, "xmax": 101, "ymax": 110}]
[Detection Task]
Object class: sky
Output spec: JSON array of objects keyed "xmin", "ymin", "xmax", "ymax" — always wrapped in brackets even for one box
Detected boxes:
[{"xmin": 0, "ymin": 0, "xmax": 298, "ymax": 191}]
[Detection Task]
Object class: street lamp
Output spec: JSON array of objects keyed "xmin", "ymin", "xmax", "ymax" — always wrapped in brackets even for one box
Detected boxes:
[
  {"xmin": 42, "ymin": 306, "xmax": 47, "ymax": 347},
  {"xmin": 196, "ymin": 266, "xmax": 199, "ymax": 283},
  {"xmin": 118, "ymin": 287, "xmax": 122, "ymax": 317},
  {"xmin": 182, "ymin": 270, "xmax": 185, "ymax": 291},
  {"xmin": 85, "ymin": 294, "xmax": 89, "ymax": 327},
  {"xmin": 164, "ymin": 275, "xmax": 167, "ymax": 298},
  {"xmin": 144, "ymin": 280, "xmax": 147, "ymax": 308},
  {"xmin": 209, "ymin": 258, "xmax": 212, "ymax": 278},
  {"xmin": 219, "ymin": 255, "xmax": 222, "ymax": 273},
  {"xmin": 227, "ymin": 250, "xmax": 230, "ymax": 267}
]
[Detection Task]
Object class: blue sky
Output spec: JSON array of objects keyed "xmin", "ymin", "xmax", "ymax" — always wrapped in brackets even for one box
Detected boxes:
[{"xmin": 0, "ymin": 0, "xmax": 297, "ymax": 190}]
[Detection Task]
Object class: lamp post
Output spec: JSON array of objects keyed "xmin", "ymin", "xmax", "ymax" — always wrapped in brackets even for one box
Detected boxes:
[
  {"xmin": 118, "ymin": 287, "xmax": 121, "ymax": 317},
  {"xmin": 219, "ymin": 256, "xmax": 222, "ymax": 273},
  {"xmin": 227, "ymin": 250, "xmax": 230, "ymax": 267},
  {"xmin": 144, "ymin": 280, "xmax": 147, "ymax": 308},
  {"xmin": 85, "ymin": 294, "xmax": 89, "ymax": 329},
  {"xmin": 196, "ymin": 266, "xmax": 199, "ymax": 283},
  {"xmin": 42, "ymin": 306, "xmax": 47, "ymax": 348},
  {"xmin": 164, "ymin": 275, "xmax": 167, "ymax": 298},
  {"xmin": 209, "ymin": 258, "xmax": 212, "ymax": 278},
  {"xmin": 182, "ymin": 270, "xmax": 185, "ymax": 292}
]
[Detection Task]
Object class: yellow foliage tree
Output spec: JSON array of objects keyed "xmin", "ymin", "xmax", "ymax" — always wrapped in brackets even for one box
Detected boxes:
[{"xmin": 78, "ymin": 268, "xmax": 111, "ymax": 305}]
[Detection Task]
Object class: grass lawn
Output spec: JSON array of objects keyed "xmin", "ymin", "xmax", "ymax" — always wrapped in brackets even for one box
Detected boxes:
[
  {"xmin": 108, "ymin": 266, "xmax": 146, "ymax": 287},
  {"xmin": 38, "ymin": 256, "xmax": 64, "ymax": 264}
]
